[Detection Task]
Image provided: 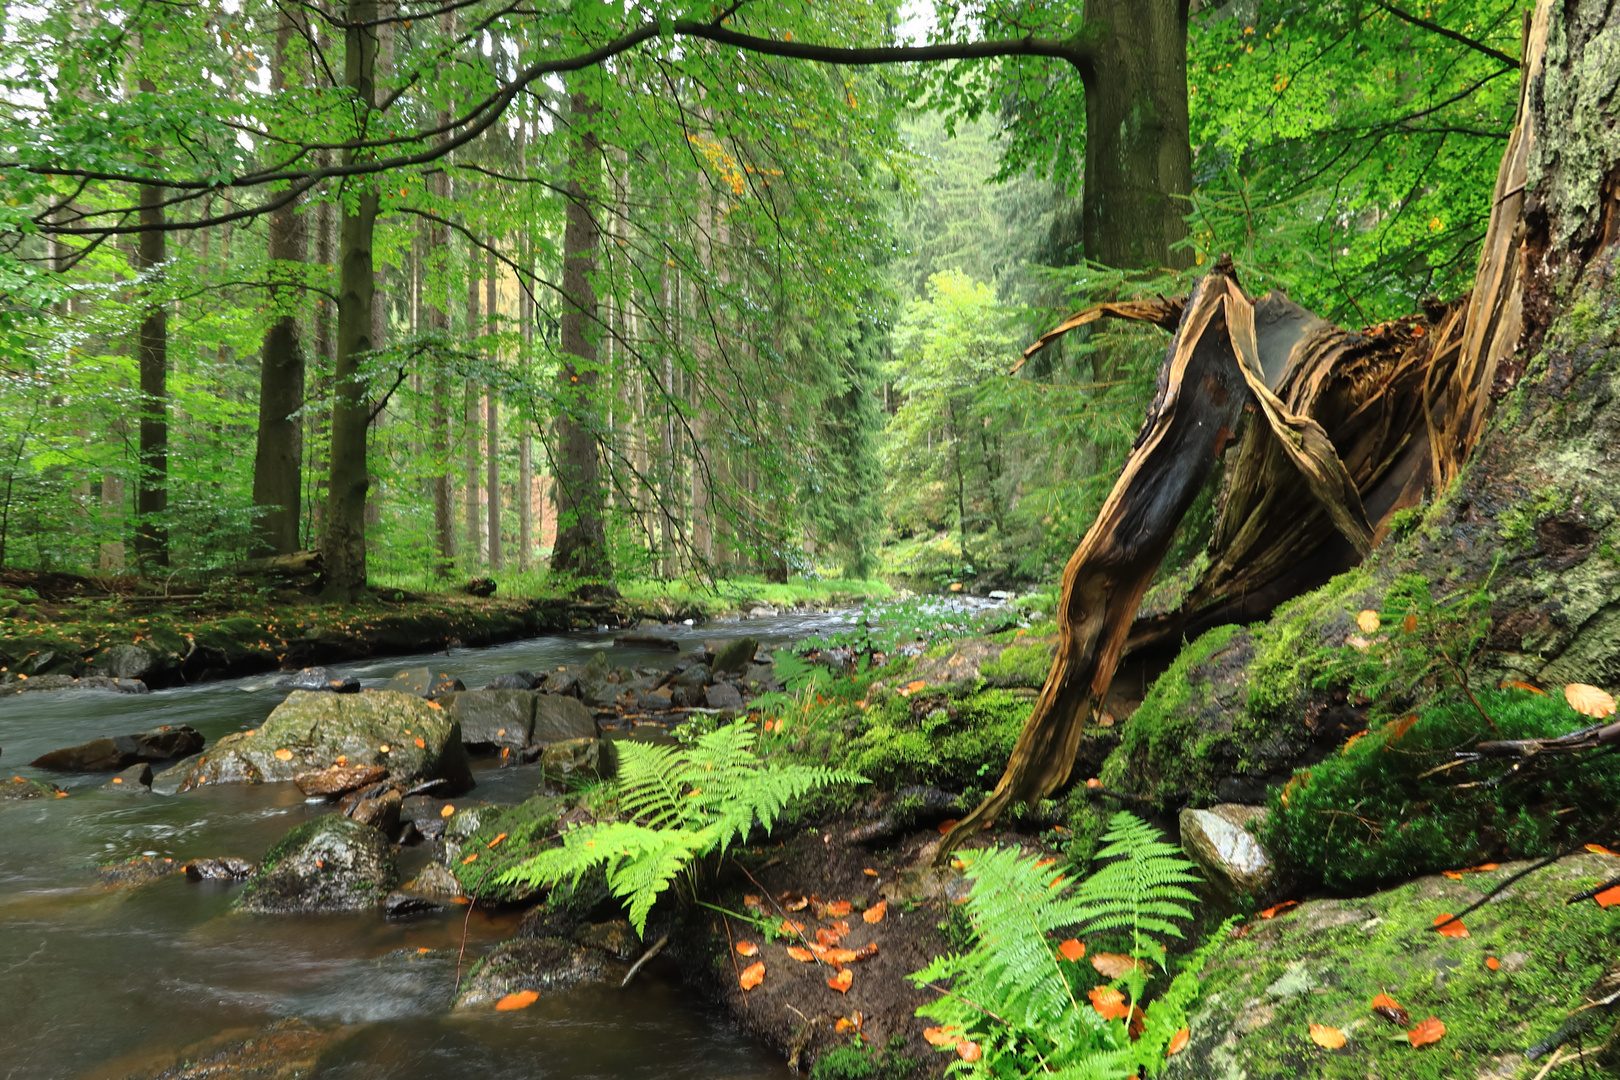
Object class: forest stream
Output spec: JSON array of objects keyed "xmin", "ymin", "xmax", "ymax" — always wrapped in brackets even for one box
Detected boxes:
[{"xmin": 0, "ymin": 612, "xmax": 861, "ymax": 1080}]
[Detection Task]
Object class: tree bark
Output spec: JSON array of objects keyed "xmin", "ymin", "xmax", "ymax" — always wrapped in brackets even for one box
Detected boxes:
[
  {"xmin": 485, "ymin": 244, "xmax": 501, "ymax": 572},
  {"xmin": 250, "ymin": 8, "xmax": 308, "ymax": 557},
  {"xmin": 464, "ymin": 259, "xmax": 481, "ymax": 567},
  {"xmin": 550, "ymin": 88, "xmax": 616, "ymax": 595},
  {"xmin": 133, "ymin": 75, "xmax": 168, "ymax": 570},
  {"xmin": 319, "ymin": 0, "xmax": 380, "ymax": 600}
]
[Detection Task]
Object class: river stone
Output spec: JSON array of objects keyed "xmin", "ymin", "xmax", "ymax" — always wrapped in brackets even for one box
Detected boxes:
[
  {"xmin": 1164, "ymin": 854, "xmax": 1620, "ymax": 1080},
  {"xmin": 101, "ymin": 762, "xmax": 153, "ymax": 793},
  {"xmin": 547, "ymin": 671, "xmax": 580, "ymax": 697},
  {"xmin": 712, "ymin": 636, "xmax": 759, "ymax": 675},
  {"xmin": 443, "ymin": 689, "xmax": 535, "ymax": 750},
  {"xmin": 185, "ymin": 856, "xmax": 255, "ymax": 881},
  {"xmin": 236, "ymin": 814, "xmax": 398, "ymax": 913},
  {"xmin": 453, "ymin": 937, "xmax": 629, "ymax": 1009},
  {"xmin": 704, "ymin": 682, "xmax": 744, "ymax": 711},
  {"xmin": 540, "ymin": 738, "xmax": 614, "ymax": 782},
  {"xmin": 405, "ymin": 861, "xmax": 464, "ymax": 898},
  {"xmin": 98, "ymin": 854, "xmax": 182, "ymax": 888},
  {"xmin": 1, "ymin": 674, "xmax": 148, "ymax": 695},
  {"xmin": 484, "ymin": 671, "xmax": 539, "ymax": 690},
  {"xmin": 574, "ymin": 919, "xmax": 640, "ymax": 960},
  {"xmin": 532, "ymin": 693, "xmax": 597, "ymax": 744},
  {"xmin": 1179, "ymin": 804, "xmax": 1274, "ymax": 897},
  {"xmin": 2, "ymin": 775, "xmax": 63, "ymax": 799},
  {"xmin": 277, "ymin": 666, "xmax": 360, "ymax": 693},
  {"xmin": 30, "ymin": 724, "xmax": 204, "ymax": 772},
  {"xmin": 578, "ymin": 651, "xmax": 616, "ymax": 705},
  {"xmin": 294, "ymin": 764, "xmax": 389, "ymax": 797},
  {"xmin": 119, "ymin": 1017, "xmax": 338, "ymax": 1080},
  {"xmin": 343, "ymin": 786, "xmax": 402, "ymax": 835},
  {"xmin": 387, "ymin": 667, "xmax": 465, "ymax": 697},
  {"xmin": 672, "ymin": 663, "xmax": 710, "ymax": 690},
  {"xmin": 93, "ymin": 642, "xmax": 155, "ymax": 680},
  {"xmin": 176, "ymin": 690, "xmax": 473, "ymax": 793},
  {"xmin": 384, "ymin": 892, "xmax": 442, "ymax": 919}
]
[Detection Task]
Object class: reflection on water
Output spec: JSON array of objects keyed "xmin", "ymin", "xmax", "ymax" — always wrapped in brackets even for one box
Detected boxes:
[{"xmin": 0, "ymin": 617, "xmax": 819, "ymax": 1080}]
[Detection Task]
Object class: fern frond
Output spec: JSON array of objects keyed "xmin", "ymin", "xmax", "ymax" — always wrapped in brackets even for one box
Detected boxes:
[
  {"xmin": 1069, "ymin": 812, "xmax": 1200, "ymax": 950},
  {"xmin": 613, "ymin": 740, "xmax": 693, "ymax": 830}
]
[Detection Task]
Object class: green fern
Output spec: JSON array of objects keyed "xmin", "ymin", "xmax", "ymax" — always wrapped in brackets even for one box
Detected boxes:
[
  {"xmin": 495, "ymin": 720, "xmax": 864, "ymax": 935},
  {"xmin": 909, "ymin": 812, "xmax": 1203, "ymax": 1079}
]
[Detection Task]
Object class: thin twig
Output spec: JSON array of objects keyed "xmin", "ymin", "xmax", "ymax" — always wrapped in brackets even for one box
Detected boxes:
[{"xmin": 736, "ymin": 861, "xmax": 829, "ymax": 966}]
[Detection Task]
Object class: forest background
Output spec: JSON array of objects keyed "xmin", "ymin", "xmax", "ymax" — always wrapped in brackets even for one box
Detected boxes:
[{"xmin": 0, "ymin": 0, "xmax": 1527, "ymax": 600}]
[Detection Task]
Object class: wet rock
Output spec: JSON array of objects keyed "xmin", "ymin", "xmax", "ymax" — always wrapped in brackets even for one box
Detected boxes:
[
  {"xmin": 712, "ymin": 636, "xmax": 759, "ymax": 675},
  {"xmin": 122, "ymin": 1017, "xmax": 337, "ymax": 1080},
  {"xmin": 532, "ymin": 693, "xmax": 598, "ymax": 743},
  {"xmin": 483, "ymin": 671, "xmax": 539, "ymax": 690},
  {"xmin": 294, "ymin": 764, "xmax": 390, "ymax": 798},
  {"xmin": 387, "ymin": 667, "xmax": 465, "ymax": 698},
  {"xmin": 236, "ymin": 814, "xmax": 398, "ymax": 914},
  {"xmin": 2, "ymin": 775, "xmax": 64, "ymax": 799},
  {"xmin": 704, "ymin": 682, "xmax": 744, "ymax": 711},
  {"xmin": 547, "ymin": 671, "xmax": 580, "ymax": 697},
  {"xmin": 578, "ymin": 651, "xmax": 617, "ymax": 705},
  {"xmin": 1, "ymin": 674, "xmax": 148, "ymax": 695},
  {"xmin": 184, "ymin": 857, "xmax": 255, "ymax": 881},
  {"xmin": 343, "ymin": 786, "xmax": 402, "ymax": 835},
  {"xmin": 634, "ymin": 690, "xmax": 672, "ymax": 712},
  {"xmin": 453, "ymin": 936, "xmax": 629, "ymax": 1008},
  {"xmin": 30, "ymin": 724, "xmax": 204, "ymax": 772},
  {"xmin": 847, "ymin": 785, "xmax": 966, "ymax": 844},
  {"xmin": 276, "ymin": 667, "xmax": 360, "ymax": 693},
  {"xmin": 442, "ymin": 689, "xmax": 534, "ymax": 751},
  {"xmin": 539, "ymin": 738, "xmax": 614, "ymax": 783},
  {"xmin": 98, "ymin": 854, "xmax": 182, "ymax": 888},
  {"xmin": 1166, "ymin": 855, "xmax": 1620, "ymax": 1080},
  {"xmin": 742, "ymin": 662, "xmax": 779, "ymax": 688},
  {"xmin": 102, "ymin": 762, "xmax": 154, "ymax": 792},
  {"xmin": 384, "ymin": 891, "xmax": 443, "ymax": 919},
  {"xmin": 906, "ymin": 637, "xmax": 1007, "ymax": 687},
  {"xmin": 615, "ymin": 632, "xmax": 680, "ymax": 651},
  {"xmin": 573, "ymin": 919, "xmax": 640, "ymax": 960},
  {"xmin": 177, "ymin": 690, "xmax": 473, "ymax": 794},
  {"xmin": 93, "ymin": 642, "xmax": 155, "ymax": 680},
  {"xmin": 672, "ymin": 663, "xmax": 710, "ymax": 690},
  {"xmin": 405, "ymin": 861, "xmax": 463, "ymax": 898},
  {"xmin": 1179, "ymin": 804, "xmax": 1274, "ymax": 898}
]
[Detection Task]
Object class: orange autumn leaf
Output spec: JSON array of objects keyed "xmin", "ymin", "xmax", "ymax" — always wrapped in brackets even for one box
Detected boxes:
[
  {"xmin": 414, "ymin": 737, "xmax": 426, "ymax": 749},
  {"xmin": 1442, "ymin": 871, "xmax": 1465, "ymax": 881},
  {"xmin": 1259, "ymin": 900, "xmax": 1299, "ymax": 919},
  {"xmin": 826, "ymin": 900, "xmax": 852, "ymax": 917},
  {"xmin": 495, "ymin": 990, "xmax": 539, "ymax": 1011},
  {"xmin": 1584, "ymin": 844, "xmax": 1620, "ymax": 856},
  {"xmin": 786, "ymin": 946, "xmax": 818, "ymax": 963},
  {"xmin": 1308, "ymin": 1024, "xmax": 1346, "ymax": 1049},
  {"xmin": 937, "ymin": 819, "xmax": 959, "ymax": 835},
  {"xmin": 779, "ymin": 920, "xmax": 804, "ymax": 935},
  {"xmin": 1433, "ymin": 913, "xmax": 1469, "ymax": 937},
  {"xmin": 1595, "ymin": 885, "xmax": 1620, "ymax": 908},
  {"xmin": 1500, "ymin": 679, "xmax": 1546, "ymax": 695},
  {"xmin": 1403, "ymin": 613, "xmax": 1418, "ymax": 633},
  {"xmin": 735, "ymin": 942, "xmax": 759, "ymax": 957},
  {"xmin": 1356, "ymin": 610, "xmax": 1381, "ymax": 633},
  {"xmin": 827, "ymin": 968, "xmax": 853, "ymax": 993},
  {"xmin": 461, "ymin": 853, "xmax": 479, "ymax": 864},
  {"xmin": 440, "ymin": 804, "xmax": 455, "ymax": 818},
  {"xmin": 739, "ymin": 961, "xmax": 765, "ymax": 991},
  {"xmin": 1407, "ymin": 1016, "xmax": 1445, "ymax": 1047},
  {"xmin": 1058, "ymin": 939, "xmax": 1087, "ymax": 962},
  {"xmin": 1486, "ymin": 956, "xmax": 1500, "ymax": 970},
  {"xmin": 863, "ymin": 899, "xmax": 888, "ymax": 924},
  {"xmin": 923, "ymin": 1026, "xmax": 962, "ymax": 1047},
  {"xmin": 486, "ymin": 832, "xmax": 508, "ymax": 848},
  {"xmin": 1088, "ymin": 985, "xmax": 1130, "ymax": 1021},
  {"xmin": 902, "ymin": 680, "xmax": 927, "ymax": 696},
  {"xmin": 835, "ymin": 1014, "xmax": 863, "ymax": 1033},
  {"xmin": 743, "ymin": 894, "xmax": 765, "ymax": 912},
  {"xmin": 1091, "ymin": 952, "xmax": 1144, "ymax": 979},
  {"xmin": 1564, "ymin": 683, "xmax": 1617, "ymax": 719},
  {"xmin": 1086, "ymin": 777, "xmax": 1103, "ymax": 789},
  {"xmin": 863, "ymin": 868, "xmax": 879, "ymax": 877},
  {"xmin": 273, "ymin": 748, "xmax": 294, "ymax": 761},
  {"xmin": 1386, "ymin": 714, "xmax": 1419, "ymax": 742},
  {"xmin": 955, "ymin": 1040, "xmax": 982, "ymax": 1063},
  {"xmin": 1341, "ymin": 731, "xmax": 1368, "ymax": 755},
  {"xmin": 1167, "ymin": 1027, "xmax": 1190, "ymax": 1056},
  {"xmin": 824, "ymin": 948, "xmax": 859, "ymax": 964},
  {"xmin": 1371, "ymin": 993, "xmax": 1410, "ymax": 1026}
]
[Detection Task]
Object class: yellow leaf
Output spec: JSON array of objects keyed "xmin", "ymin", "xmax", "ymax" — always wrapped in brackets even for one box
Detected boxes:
[
  {"xmin": 1309, "ymin": 1024, "xmax": 1346, "ymax": 1049},
  {"xmin": 1356, "ymin": 609, "xmax": 1380, "ymax": 633},
  {"xmin": 1565, "ymin": 683, "xmax": 1616, "ymax": 719}
]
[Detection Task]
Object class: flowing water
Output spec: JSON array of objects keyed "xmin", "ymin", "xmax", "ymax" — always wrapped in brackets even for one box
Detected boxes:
[{"xmin": 0, "ymin": 610, "xmax": 867, "ymax": 1080}]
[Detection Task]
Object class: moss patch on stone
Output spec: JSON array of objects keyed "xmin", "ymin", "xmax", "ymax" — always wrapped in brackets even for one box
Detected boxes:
[
  {"xmin": 978, "ymin": 638, "xmax": 1056, "ymax": 688},
  {"xmin": 448, "ymin": 795, "xmax": 567, "ymax": 902},
  {"xmin": 837, "ymin": 688, "xmax": 1034, "ymax": 790}
]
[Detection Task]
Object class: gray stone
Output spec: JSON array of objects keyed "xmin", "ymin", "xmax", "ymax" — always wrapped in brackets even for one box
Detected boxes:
[
  {"xmin": 405, "ymin": 861, "xmax": 463, "ymax": 898},
  {"xmin": 343, "ymin": 786, "xmax": 402, "ymax": 835},
  {"xmin": 236, "ymin": 814, "xmax": 397, "ymax": 914},
  {"xmin": 94, "ymin": 643, "xmax": 155, "ymax": 680},
  {"xmin": 704, "ymin": 682, "xmax": 744, "ymax": 711},
  {"xmin": 101, "ymin": 762, "xmax": 153, "ymax": 793},
  {"xmin": 578, "ymin": 650, "xmax": 617, "ymax": 705},
  {"xmin": 176, "ymin": 690, "xmax": 473, "ymax": 793},
  {"xmin": 712, "ymin": 637, "xmax": 759, "ymax": 675},
  {"xmin": 453, "ymin": 937, "xmax": 628, "ymax": 1008},
  {"xmin": 98, "ymin": 854, "xmax": 183, "ymax": 888},
  {"xmin": 31, "ymin": 725, "xmax": 204, "ymax": 772},
  {"xmin": 483, "ymin": 671, "xmax": 538, "ymax": 690},
  {"xmin": 445, "ymin": 689, "xmax": 535, "ymax": 750},
  {"xmin": 906, "ymin": 638, "xmax": 1007, "ymax": 687},
  {"xmin": 384, "ymin": 892, "xmax": 442, "ymax": 919},
  {"xmin": 540, "ymin": 738, "xmax": 614, "ymax": 782},
  {"xmin": 1179, "ymin": 804, "xmax": 1275, "ymax": 897},
  {"xmin": 387, "ymin": 667, "xmax": 465, "ymax": 697},
  {"xmin": 276, "ymin": 667, "xmax": 361, "ymax": 693},
  {"xmin": 672, "ymin": 663, "xmax": 710, "ymax": 690},
  {"xmin": 532, "ymin": 694, "xmax": 598, "ymax": 743},
  {"xmin": 0, "ymin": 674, "xmax": 148, "ymax": 695},
  {"xmin": 547, "ymin": 671, "xmax": 580, "ymax": 697},
  {"xmin": 1, "ymin": 776, "xmax": 62, "ymax": 799},
  {"xmin": 184, "ymin": 856, "xmax": 255, "ymax": 881}
]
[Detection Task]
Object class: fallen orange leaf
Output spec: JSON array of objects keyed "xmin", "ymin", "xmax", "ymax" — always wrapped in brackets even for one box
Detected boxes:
[
  {"xmin": 779, "ymin": 920, "xmax": 804, "ymax": 935},
  {"xmin": 425, "ymin": 700, "xmax": 443, "ymax": 710},
  {"xmin": 1565, "ymin": 683, "xmax": 1616, "ymax": 719},
  {"xmin": 824, "ymin": 948, "xmax": 859, "ymax": 964},
  {"xmin": 863, "ymin": 868, "xmax": 879, "ymax": 877},
  {"xmin": 1433, "ymin": 913, "xmax": 1469, "ymax": 937},
  {"xmin": 1034, "ymin": 858, "xmax": 1057, "ymax": 868},
  {"xmin": 487, "ymin": 832, "xmax": 508, "ymax": 848},
  {"xmin": 1259, "ymin": 900, "xmax": 1299, "ymax": 919},
  {"xmin": 739, "ymin": 961, "xmax": 765, "ymax": 991},
  {"xmin": 1088, "ymin": 985, "xmax": 1130, "ymax": 1021},
  {"xmin": 923, "ymin": 1026, "xmax": 961, "ymax": 1047},
  {"xmin": 495, "ymin": 990, "xmax": 539, "ymax": 1011},
  {"xmin": 1309, "ymin": 1024, "xmax": 1346, "ymax": 1049},
  {"xmin": 937, "ymin": 819, "xmax": 959, "ymax": 835},
  {"xmin": 414, "ymin": 737, "xmax": 426, "ymax": 748},
  {"xmin": 826, "ymin": 900, "xmax": 852, "ymax": 917},
  {"xmin": 440, "ymin": 804, "xmax": 455, "ymax": 818},
  {"xmin": 1585, "ymin": 844, "xmax": 1620, "ymax": 856},
  {"xmin": 1356, "ymin": 610, "xmax": 1380, "ymax": 633},
  {"xmin": 1058, "ymin": 939, "xmax": 1086, "ymax": 962},
  {"xmin": 786, "ymin": 946, "xmax": 818, "ymax": 962},
  {"xmin": 1403, "ymin": 613, "xmax": 1418, "ymax": 633},
  {"xmin": 835, "ymin": 1013, "xmax": 863, "ymax": 1033},
  {"xmin": 274, "ymin": 748, "xmax": 294, "ymax": 761},
  {"xmin": 1407, "ymin": 1016, "xmax": 1445, "ymax": 1047},
  {"xmin": 902, "ymin": 679, "xmax": 927, "ymax": 695},
  {"xmin": 462, "ymin": 853, "xmax": 479, "ymax": 864},
  {"xmin": 1442, "ymin": 871, "xmax": 1465, "ymax": 881},
  {"xmin": 782, "ymin": 893, "xmax": 810, "ymax": 912},
  {"xmin": 1371, "ymin": 993, "xmax": 1409, "ymax": 1026},
  {"xmin": 827, "ymin": 968, "xmax": 853, "ymax": 993},
  {"xmin": 955, "ymin": 1040, "xmax": 982, "ymax": 1062},
  {"xmin": 378, "ymin": 744, "xmax": 391, "ymax": 754},
  {"xmin": 1091, "ymin": 952, "xmax": 1144, "ymax": 979},
  {"xmin": 1086, "ymin": 777, "xmax": 1102, "ymax": 789},
  {"xmin": 1167, "ymin": 1027, "xmax": 1190, "ymax": 1056},
  {"xmin": 743, "ymin": 894, "xmax": 765, "ymax": 912},
  {"xmin": 863, "ymin": 899, "xmax": 888, "ymax": 924},
  {"xmin": 1500, "ymin": 679, "xmax": 1545, "ymax": 695},
  {"xmin": 735, "ymin": 941, "xmax": 759, "ymax": 957},
  {"xmin": 1595, "ymin": 885, "xmax": 1620, "ymax": 908},
  {"xmin": 1386, "ymin": 714, "xmax": 1419, "ymax": 742},
  {"xmin": 1486, "ymin": 956, "xmax": 1500, "ymax": 970}
]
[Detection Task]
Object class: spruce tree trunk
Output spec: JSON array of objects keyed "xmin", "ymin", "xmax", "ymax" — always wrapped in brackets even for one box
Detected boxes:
[
  {"xmin": 550, "ymin": 88, "xmax": 616, "ymax": 595},
  {"xmin": 133, "ymin": 75, "xmax": 168, "ymax": 570},
  {"xmin": 250, "ymin": 9, "xmax": 307, "ymax": 557},
  {"xmin": 485, "ymin": 246, "xmax": 500, "ymax": 572},
  {"xmin": 319, "ymin": 0, "xmax": 380, "ymax": 600},
  {"xmin": 463, "ymin": 260, "xmax": 481, "ymax": 567}
]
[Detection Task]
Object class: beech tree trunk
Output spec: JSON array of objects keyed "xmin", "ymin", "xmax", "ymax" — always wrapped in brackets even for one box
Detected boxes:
[
  {"xmin": 485, "ymin": 245, "xmax": 501, "ymax": 572},
  {"xmin": 319, "ymin": 0, "xmax": 380, "ymax": 600},
  {"xmin": 133, "ymin": 75, "xmax": 168, "ymax": 570}
]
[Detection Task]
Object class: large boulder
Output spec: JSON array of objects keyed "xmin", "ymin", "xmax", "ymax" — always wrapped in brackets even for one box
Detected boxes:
[
  {"xmin": 30, "ymin": 725, "xmax": 204, "ymax": 772},
  {"xmin": 93, "ymin": 642, "xmax": 155, "ymax": 680},
  {"xmin": 531, "ymin": 693, "xmax": 597, "ymax": 744},
  {"xmin": 440, "ymin": 689, "xmax": 535, "ymax": 751},
  {"xmin": 704, "ymin": 682, "xmax": 744, "ymax": 711},
  {"xmin": 236, "ymin": 814, "xmax": 397, "ymax": 914},
  {"xmin": 712, "ymin": 636, "xmax": 759, "ymax": 675},
  {"xmin": 453, "ymin": 937, "xmax": 629, "ymax": 1009},
  {"xmin": 176, "ymin": 690, "xmax": 473, "ymax": 793},
  {"xmin": 1166, "ymin": 854, "xmax": 1620, "ymax": 1079}
]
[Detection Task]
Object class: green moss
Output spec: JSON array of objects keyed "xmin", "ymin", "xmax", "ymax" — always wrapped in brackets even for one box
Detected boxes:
[
  {"xmin": 1245, "ymin": 567, "xmax": 1373, "ymax": 723},
  {"xmin": 979, "ymin": 638, "xmax": 1055, "ymax": 688},
  {"xmin": 837, "ymin": 688, "xmax": 1032, "ymax": 789},
  {"xmin": 810, "ymin": 1037, "xmax": 918, "ymax": 1080},
  {"xmin": 1497, "ymin": 485, "xmax": 1573, "ymax": 545},
  {"xmin": 1263, "ymin": 688, "xmax": 1620, "ymax": 891},
  {"xmin": 451, "ymin": 795, "xmax": 566, "ymax": 901}
]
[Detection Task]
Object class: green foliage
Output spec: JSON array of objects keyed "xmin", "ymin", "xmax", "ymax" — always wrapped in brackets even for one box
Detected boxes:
[
  {"xmin": 838, "ymin": 688, "xmax": 1030, "ymax": 790},
  {"xmin": 496, "ymin": 720, "xmax": 864, "ymax": 935},
  {"xmin": 1264, "ymin": 688, "xmax": 1620, "ymax": 891},
  {"xmin": 908, "ymin": 814, "xmax": 1203, "ymax": 1079},
  {"xmin": 810, "ymin": 1037, "xmax": 919, "ymax": 1080}
]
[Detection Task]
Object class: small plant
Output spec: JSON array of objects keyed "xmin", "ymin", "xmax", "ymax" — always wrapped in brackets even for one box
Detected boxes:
[
  {"xmin": 909, "ymin": 812, "xmax": 1204, "ymax": 1078},
  {"xmin": 496, "ymin": 720, "xmax": 864, "ymax": 935}
]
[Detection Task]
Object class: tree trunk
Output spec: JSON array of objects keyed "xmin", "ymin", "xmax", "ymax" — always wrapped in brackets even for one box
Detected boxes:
[
  {"xmin": 133, "ymin": 75, "xmax": 168, "ymax": 571},
  {"xmin": 485, "ymin": 245, "xmax": 501, "ymax": 572},
  {"xmin": 550, "ymin": 88, "xmax": 616, "ymax": 595},
  {"xmin": 250, "ymin": 9, "xmax": 307, "ymax": 557},
  {"xmin": 464, "ymin": 258, "xmax": 481, "ymax": 567},
  {"xmin": 319, "ymin": 0, "xmax": 380, "ymax": 600}
]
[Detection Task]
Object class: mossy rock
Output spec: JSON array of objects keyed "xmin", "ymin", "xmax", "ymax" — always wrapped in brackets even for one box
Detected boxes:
[
  {"xmin": 1166, "ymin": 854, "xmax": 1620, "ymax": 1079},
  {"xmin": 978, "ymin": 636, "xmax": 1057, "ymax": 688},
  {"xmin": 839, "ymin": 688, "xmax": 1034, "ymax": 790},
  {"xmin": 236, "ymin": 814, "xmax": 397, "ymax": 914},
  {"xmin": 177, "ymin": 690, "xmax": 473, "ymax": 793},
  {"xmin": 452, "ymin": 937, "xmax": 628, "ymax": 1009},
  {"xmin": 444, "ymin": 794, "xmax": 567, "ymax": 903}
]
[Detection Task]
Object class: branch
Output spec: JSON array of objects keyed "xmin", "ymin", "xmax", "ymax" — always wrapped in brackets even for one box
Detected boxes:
[
  {"xmin": 1371, "ymin": 1, "xmax": 1520, "ymax": 68},
  {"xmin": 670, "ymin": 20, "xmax": 1092, "ymax": 75}
]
